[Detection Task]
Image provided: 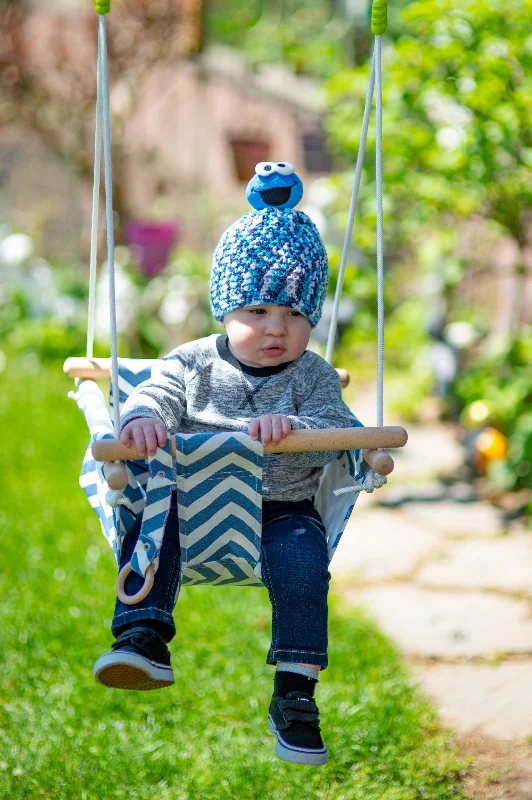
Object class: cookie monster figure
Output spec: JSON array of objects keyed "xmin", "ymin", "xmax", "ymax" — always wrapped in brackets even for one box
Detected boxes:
[{"xmin": 246, "ymin": 161, "xmax": 303, "ymax": 210}]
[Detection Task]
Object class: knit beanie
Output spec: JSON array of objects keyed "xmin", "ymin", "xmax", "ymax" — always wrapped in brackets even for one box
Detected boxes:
[{"xmin": 210, "ymin": 207, "xmax": 328, "ymax": 327}]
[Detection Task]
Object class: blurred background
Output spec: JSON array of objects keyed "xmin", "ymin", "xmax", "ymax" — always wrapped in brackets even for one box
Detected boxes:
[
  {"xmin": 1, "ymin": 1, "xmax": 532, "ymax": 794},
  {"xmin": 1, "ymin": 0, "xmax": 530, "ymax": 525}
]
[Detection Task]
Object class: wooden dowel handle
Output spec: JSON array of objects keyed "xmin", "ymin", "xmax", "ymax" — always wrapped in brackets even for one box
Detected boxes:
[
  {"xmin": 336, "ymin": 369, "xmax": 350, "ymax": 388},
  {"xmin": 362, "ymin": 448, "xmax": 394, "ymax": 476},
  {"xmin": 64, "ymin": 357, "xmax": 351, "ymax": 388},
  {"xmin": 64, "ymin": 357, "xmax": 111, "ymax": 380},
  {"xmin": 92, "ymin": 426, "xmax": 407, "ymax": 462},
  {"xmin": 103, "ymin": 461, "xmax": 129, "ymax": 490}
]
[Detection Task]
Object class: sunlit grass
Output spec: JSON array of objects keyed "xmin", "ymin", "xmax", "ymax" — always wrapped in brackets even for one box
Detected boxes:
[{"xmin": 0, "ymin": 355, "xmax": 468, "ymax": 799}]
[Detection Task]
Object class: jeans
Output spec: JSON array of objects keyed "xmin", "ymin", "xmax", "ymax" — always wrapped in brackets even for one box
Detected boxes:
[{"xmin": 112, "ymin": 493, "xmax": 330, "ymax": 668}]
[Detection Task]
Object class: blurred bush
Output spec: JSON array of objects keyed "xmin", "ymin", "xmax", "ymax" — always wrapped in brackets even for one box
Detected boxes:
[
  {"xmin": 0, "ymin": 229, "xmax": 216, "ymax": 364},
  {"xmin": 322, "ymin": 0, "xmax": 531, "ymax": 408},
  {"xmin": 451, "ymin": 335, "xmax": 532, "ymax": 509}
]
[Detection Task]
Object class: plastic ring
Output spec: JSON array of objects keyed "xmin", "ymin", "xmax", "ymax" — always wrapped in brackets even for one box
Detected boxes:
[{"xmin": 116, "ymin": 562, "xmax": 155, "ymax": 605}]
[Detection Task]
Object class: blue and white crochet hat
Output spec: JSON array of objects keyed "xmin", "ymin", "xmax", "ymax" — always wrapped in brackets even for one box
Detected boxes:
[{"xmin": 210, "ymin": 206, "xmax": 328, "ymax": 327}]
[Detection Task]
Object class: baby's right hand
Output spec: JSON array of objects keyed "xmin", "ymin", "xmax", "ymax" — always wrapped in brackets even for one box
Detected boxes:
[{"xmin": 120, "ymin": 417, "xmax": 168, "ymax": 457}]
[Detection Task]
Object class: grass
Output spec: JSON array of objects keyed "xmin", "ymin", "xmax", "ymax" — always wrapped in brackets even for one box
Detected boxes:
[{"xmin": 0, "ymin": 354, "xmax": 469, "ymax": 799}]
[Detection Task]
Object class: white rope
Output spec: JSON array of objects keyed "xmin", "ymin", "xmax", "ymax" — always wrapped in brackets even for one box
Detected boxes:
[
  {"xmin": 375, "ymin": 35, "xmax": 384, "ymax": 429},
  {"xmin": 87, "ymin": 50, "xmax": 103, "ymax": 360},
  {"xmin": 331, "ymin": 36, "xmax": 387, "ymax": 497},
  {"xmin": 106, "ymin": 488, "xmax": 135, "ymax": 510},
  {"xmin": 325, "ymin": 48, "xmax": 376, "ymax": 365},
  {"xmin": 333, "ymin": 469, "xmax": 387, "ymax": 496},
  {"xmin": 98, "ymin": 16, "xmax": 121, "ymax": 437}
]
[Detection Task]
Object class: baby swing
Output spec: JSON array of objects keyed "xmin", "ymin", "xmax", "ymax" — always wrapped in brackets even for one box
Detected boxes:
[{"xmin": 65, "ymin": 0, "xmax": 405, "ymax": 604}]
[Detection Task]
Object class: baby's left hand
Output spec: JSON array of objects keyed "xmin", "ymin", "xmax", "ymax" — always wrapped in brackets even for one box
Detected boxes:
[{"xmin": 248, "ymin": 414, "xmax": 292, "ymax": 446}]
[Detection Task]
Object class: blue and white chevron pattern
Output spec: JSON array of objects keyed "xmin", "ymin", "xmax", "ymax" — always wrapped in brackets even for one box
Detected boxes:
[
  {"xmin": 130, "ymin": 440, "xmax": 175, "ymax": 577},
  {"xmin": 108, "ymin": 358, "xmax": 156, "ymax": 414},
  {"xmin": 75, "ymin": 378, "xmax": 146, "ymax": 560},
  {"xmin": 74, "ymin": 358, "xmax": 365, "ymax": 587},
  {"xmin": 315, "ymin": 412, "xmax": 365, "ymax": 563},
  {"xmin": 175, "ymin": 432, "xmax": 263, "ymax": 586}
]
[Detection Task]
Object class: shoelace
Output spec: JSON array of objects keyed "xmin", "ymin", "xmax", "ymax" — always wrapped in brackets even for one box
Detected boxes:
[
  {"xmin": 111, "ymin": 628, "xmax": 159, "ymax": 659},
  {"xmin": 279, "ymin": 693, "xmax": 320, "ymax": 728}
]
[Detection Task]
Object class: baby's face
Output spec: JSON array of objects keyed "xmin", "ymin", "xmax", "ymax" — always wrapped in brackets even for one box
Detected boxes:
[{"xmin": 222, "ymin": 304, "xmax": 312, "ymax": 368}]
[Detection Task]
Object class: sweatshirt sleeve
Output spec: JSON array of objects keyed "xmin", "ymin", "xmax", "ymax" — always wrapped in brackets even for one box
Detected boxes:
[
  {"xmin": 120, "ymin": 354, "xmax": 186, "ymax": 432},
  {"xmin": 282, "ymin": 356, "xmax": 356, "ymax": 468}
]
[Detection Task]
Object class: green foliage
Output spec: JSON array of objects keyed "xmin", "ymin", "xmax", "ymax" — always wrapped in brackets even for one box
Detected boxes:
[
  {"xmin": 452, "ymin": 335, "xmax": 532, "ymax": 498},
  {"xmin": 4, "ymin": 317, "xmax": 89, "ymax": 361},
  {"xmin": 127, "ymin": 247, "xmax": 217, "ymax": 358},
  {"xmin": 0, "ymin": 244, "xmax": 218, "ymax": 363},
  {"xmin": 0, "ymin": 359, "xmax": 469, "ymax": 798},
  {"xmin": 322, "ymin": 0, "xmax": 531, "ymax": 424},
  {"xmin": 206, "ymin": 0, "xmax": 355, "ymax": 77},
  {"xmin": 0, "ymin": 260, "xmax": 92, "ymax": 361},
  {"xmin": 206, "ymin": 0, "xmax": 420, "ymax": 76},
  {"xmin": 327, "ymin": 0, "xmax": 532, "ymax": 244}
]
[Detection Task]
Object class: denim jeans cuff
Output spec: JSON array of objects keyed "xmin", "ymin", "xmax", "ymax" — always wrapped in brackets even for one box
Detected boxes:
[
  {"xmin": 112, "ymin": 608, "xmax": 176, "ymax": 640},
  {"xmin": 267, "ymin": 648, "xmax": 328, "ymax": 670}
]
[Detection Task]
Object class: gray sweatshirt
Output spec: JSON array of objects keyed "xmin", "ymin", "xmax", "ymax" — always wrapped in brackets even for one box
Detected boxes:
[{"xmin": 121, "ymin": 334, "xmax": 354, "ymax": 502}]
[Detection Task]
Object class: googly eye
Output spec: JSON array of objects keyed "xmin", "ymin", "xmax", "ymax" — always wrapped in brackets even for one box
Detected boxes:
[
  {"xmin": 255, "ymin": 162, "xmax": 276, "ymax": 177},
  {"xmin": 276, "ymin": 162, "xmax": 294, "ymax": 175}
]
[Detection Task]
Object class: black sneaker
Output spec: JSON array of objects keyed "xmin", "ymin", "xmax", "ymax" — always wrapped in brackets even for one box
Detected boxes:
[
  {"xmin": 268, "ymin": 690, "xmax": 328, "ymax": 765},
  {"xmin": 93, "ymin": 626, "xmax": 175, "ymax": 691}
]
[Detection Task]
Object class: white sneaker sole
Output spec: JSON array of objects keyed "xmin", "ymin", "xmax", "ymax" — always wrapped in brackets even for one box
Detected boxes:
[
  {"xmin": 94, "ymin": 651, "xmax": 175, "ymax": 691},
  {"xmin": 267, "ymin": 715, "xmax": 328, "ymax": 765}
]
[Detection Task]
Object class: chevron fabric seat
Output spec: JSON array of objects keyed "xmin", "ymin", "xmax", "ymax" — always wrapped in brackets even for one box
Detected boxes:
[{"xmin": 74, "ymin": 359, "xmax": 365, "ymax": 588}]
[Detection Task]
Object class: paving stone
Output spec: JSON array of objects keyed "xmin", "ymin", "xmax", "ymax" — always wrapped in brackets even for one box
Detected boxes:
[
  {"xmin": 331, "ymin": 510, "xmax": 443, "ymax": 581},
  {"xmin": 418, "ymin": 535, "xmax": 532, "ymax": 595},
  {"xmin": 350, "ymin": 487, "xmax": 380, "ymax": 511},
  {"xmin": 347, "ymin": 393, "xmax": 462, "ymax": 486},
  {"xmin": 345, "ymin": 584, "xmax": 532, "ymax": 658},
  {"xmin": 389, "ymin": 423, "xmax": 463, "ymax": 484},
  {"xmin": 413, "ymin": 662, "xmax": 532, "ymax": 740},
  {"xmin": 401, "ymin": 499, "xmax": 503, "ymax": 537},
  {"xmin": 376, "ymin": 481, "xmax": 449, "ymax": 506}
]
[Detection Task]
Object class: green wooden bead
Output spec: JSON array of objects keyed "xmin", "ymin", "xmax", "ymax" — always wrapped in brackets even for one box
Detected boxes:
[
  {"xmin": 94, "ymin": 0, "xmax": 110, "ymax": 14},
  {"xmin": 371, "ymin": 0, "xmax": 387, "ymax": 35}
]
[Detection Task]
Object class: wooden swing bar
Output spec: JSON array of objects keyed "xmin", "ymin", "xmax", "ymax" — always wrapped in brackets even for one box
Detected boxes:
[
  {"xmin": 64, "ymin": 357, "xmax": 351, "ymax": 389},
  {"xmin": 93, "ymin": 426, "xmax": 407, "ymax": 463},
  {"xmin": 65, "ymin": 355, "xmax": 407, "ymax": 488}
]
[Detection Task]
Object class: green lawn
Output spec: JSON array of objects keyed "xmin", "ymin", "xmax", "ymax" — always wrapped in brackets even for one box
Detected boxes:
[{"xmin": 0, "ymin": 356, "xmax": 469, "ymax": 799}]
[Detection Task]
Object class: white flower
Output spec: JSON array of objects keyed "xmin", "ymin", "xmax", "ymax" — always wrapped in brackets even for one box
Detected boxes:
[
  {"xmin": 300, "ymin": 205, "xmax": 327, "ymax": 235},
  {"xmin": 95, "ymin": 263, "xmax": 140, "ymax": 338},
  {"xmin": 55, "ymin": 295, "xmax": 82, "ymax": 325},
  {"xmin": 436, "ymin": 127, "xmax": 466, "ymax": 150},
  {"xmin": 0, "ymin": 233, "xmax": 33, "ymax": 267},
  {"xmin": 24, "ymin": 261, "xmax": 58, "ymax": 318},
  {"xmin": 307, "ymin": 178, "xmax": 337, "ymax": 208},
  {"xmin": 444, "ymin": 321, "xmax": 478, "ymax": 349},
  {"xmin": 159, "ymin": 290, "xmax": 190, "ymax": 325}
]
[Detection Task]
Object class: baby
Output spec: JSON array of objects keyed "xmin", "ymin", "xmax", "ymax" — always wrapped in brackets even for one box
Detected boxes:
[{"xmin": 94, "ymin": 203, "xmax": 353, "ymax": 766}]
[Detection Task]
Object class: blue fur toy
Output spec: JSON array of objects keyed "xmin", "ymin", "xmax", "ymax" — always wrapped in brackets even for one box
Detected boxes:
[{"xmin": 246, "ymin": 161, "xmax": 303, "ymax": 210}]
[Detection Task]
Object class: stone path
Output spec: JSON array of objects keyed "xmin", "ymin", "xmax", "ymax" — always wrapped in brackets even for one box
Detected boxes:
[{"xmin": 331, "ymin": 412, "xmax": 532, "ymax": 797}]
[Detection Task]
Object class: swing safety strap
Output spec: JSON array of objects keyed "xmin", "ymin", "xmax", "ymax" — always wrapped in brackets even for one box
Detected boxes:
[{"xmin": 116, "ymin": 432, "xmax": 265, "ymax": 605}]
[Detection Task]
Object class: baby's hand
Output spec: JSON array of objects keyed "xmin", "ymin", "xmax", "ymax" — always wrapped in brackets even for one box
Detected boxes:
[
  {"xmin": 120, "ymin": 417, "xmax": 168, "ymax": 457},
  {"xmin": 248, "ymin": 414, "xmax": 292, "ymax": 446}
]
